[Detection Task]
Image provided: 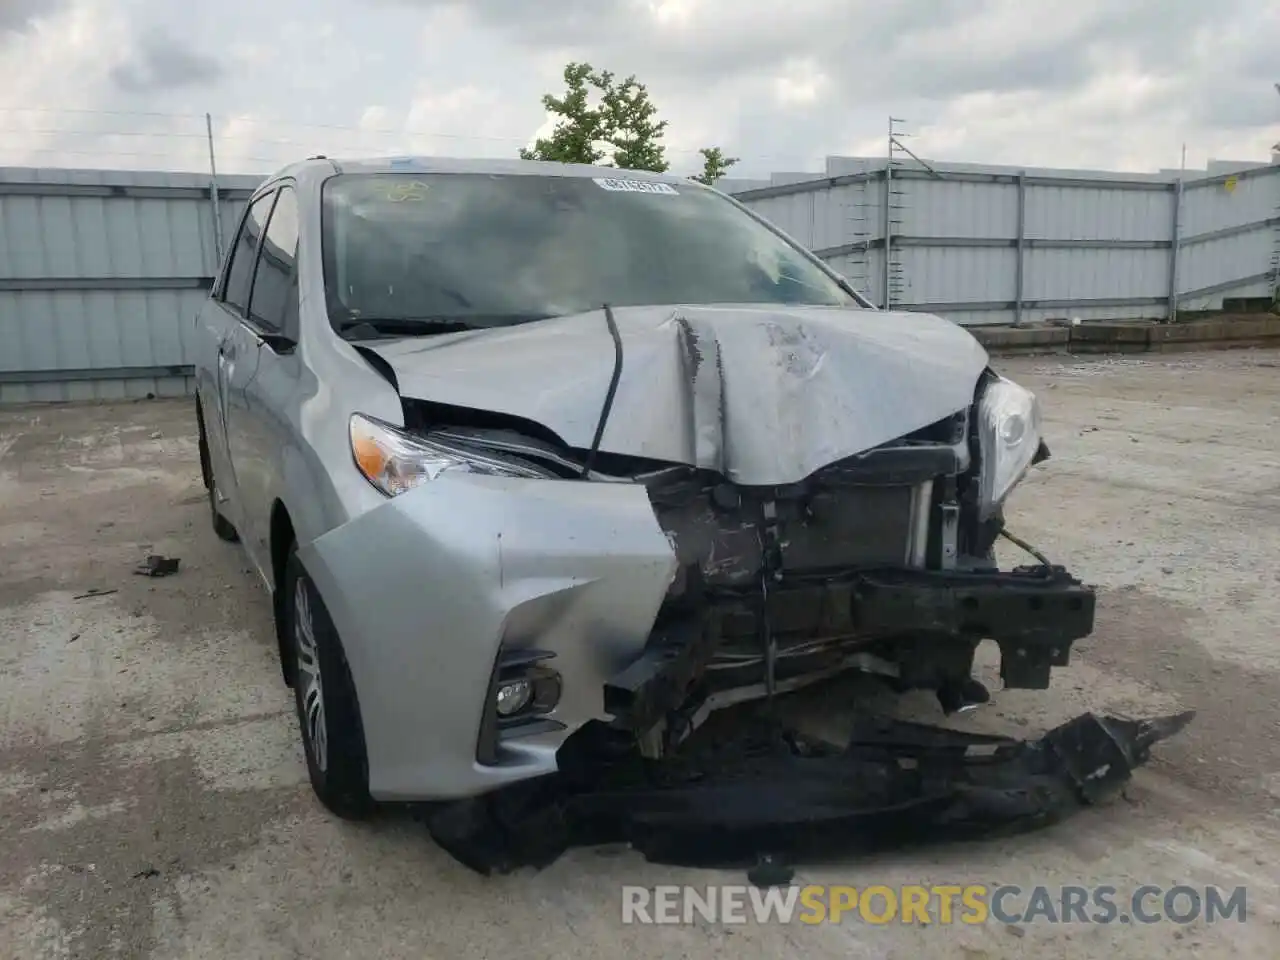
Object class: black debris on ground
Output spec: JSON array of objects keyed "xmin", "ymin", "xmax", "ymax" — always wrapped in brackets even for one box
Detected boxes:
[
  {"xmin": 133, "ymin": 555, "xmax": 181, "ymax": 578},
  {"xmin": 72, "ymin": 588, "xmax": 118, "ymax": 600},
  {"xmin": 425, "ymin": 709, "xmax": 1194, "ymax": 879}
]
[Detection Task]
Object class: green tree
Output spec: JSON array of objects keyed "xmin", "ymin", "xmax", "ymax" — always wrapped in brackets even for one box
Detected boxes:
[
  {"xmin": 519, "ymin": 62, "xmax": 609, "ymax": 166},
  {"xmin": 521, "ymin": 62, "xmax": 739, "ymax": 182},
  {"xmin": 599, "ymin": 73, "xmax": 669, "ymax": 172},
  {"xmin": 521, "ymin": 62, "xmax": 669, "ymax": 171},
  {"xmin": 690, "ymin": 146, "xmax": 739, "ymax": 186}
]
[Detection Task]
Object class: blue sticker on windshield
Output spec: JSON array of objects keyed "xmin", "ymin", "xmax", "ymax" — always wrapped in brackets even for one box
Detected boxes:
[
  {"xmin": 389, "ymin": 157, "xmax": 425, "ymax": 169},
  {"xmin": 593, "ymin": 177, "xmax": 679, "ymax": 195}
]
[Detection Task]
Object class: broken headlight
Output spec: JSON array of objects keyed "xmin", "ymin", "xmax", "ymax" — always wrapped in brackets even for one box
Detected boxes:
[
  {"xmin": 975, "ymin": 375, "xmax": 1043, "ymax": 520},
  {"xmin": 350, "ymin": 414, "xmax": 554, "ymax": 497}
]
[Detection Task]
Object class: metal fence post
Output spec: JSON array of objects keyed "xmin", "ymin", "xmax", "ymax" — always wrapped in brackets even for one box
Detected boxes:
[
  {"xmin": 1270, "ymin": 166, "xmax": 1280, "ymax": 305},
  {"xmin": 205, "ymin": 113, "xmax": 224, "ymax": 268},
  {"xmin": 882, "ymin": 161, "xmax": 893, "ymax": 309},
  {"xmin": 1167, "ymin": 177, "xmax": 1183, "ymax": 323},
  {"xmin": 1014, "ymin": 172, "xmax": 1026, "ymax": 326}
]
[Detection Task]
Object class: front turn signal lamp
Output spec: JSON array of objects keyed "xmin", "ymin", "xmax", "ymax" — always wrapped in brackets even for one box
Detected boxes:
[{"xmin": 349, "ymin": 413, "xmax": 553, "ymax": 497}]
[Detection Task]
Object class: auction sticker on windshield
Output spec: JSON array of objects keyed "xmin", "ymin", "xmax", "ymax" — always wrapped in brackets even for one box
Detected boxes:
[{"xmin": 593, "ymin": 177, "xmax": 680, "ymax": 195}]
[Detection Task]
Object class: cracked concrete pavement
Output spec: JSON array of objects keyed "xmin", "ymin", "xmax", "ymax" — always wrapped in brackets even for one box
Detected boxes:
[{"xmin": 2, "ymin": 350, "xmax": 1280, "ymax": 959}]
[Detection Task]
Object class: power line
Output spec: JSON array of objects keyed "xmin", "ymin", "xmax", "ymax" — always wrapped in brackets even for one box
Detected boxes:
[
  {"xmin": 0, "ymin": 127, "xmax": 522, "ymax": 151},
  {"xmin": 13, "ymin": 124, "xmax": 749, "ymax": 159},
  {"xmin": 0, "ymin": 106, "xmax": 203, "ymax": 121},
  {"xmin": 219, "ymin": 115, "xmax": 525, "ymax": 145},
  {"xmin": 0, "ymin": 106, "xmax": 809, "ymax": 165},
  {"xmin": 0, "ymin": 107, "xmax": 529, "ymax": 144},
  {"xmin": 6, "ymin": 128, "xmax": 217, "ymax": 141},
  {"xmin": 1, "ymin": 145, "xmax": 283, "ymax": 165}
]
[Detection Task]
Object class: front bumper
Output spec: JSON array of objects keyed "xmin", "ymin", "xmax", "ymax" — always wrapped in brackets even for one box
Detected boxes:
[
  {"xmin": 300, "ymin": 474, "xmax": 1095, "ymax": 802},
  {"xmin": 299, "ymin": 473, "xmax": 678, "ymax": 801},
  {"xmin": 854, "ymin": 564, "xmax": 1095, "ymax": 688},
  {"xmin": 604, "ymin": 565, "xmax": 1096, "ymax": 738},
  {"xmin": 427, "ymin": 709, "xmax": 1193, "ymax": 874}
]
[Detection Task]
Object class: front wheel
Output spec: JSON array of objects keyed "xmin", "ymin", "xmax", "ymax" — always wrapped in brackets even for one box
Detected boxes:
[{"xmin": 282, "ymin": 548, "xmax": 375, "ymax": 820}]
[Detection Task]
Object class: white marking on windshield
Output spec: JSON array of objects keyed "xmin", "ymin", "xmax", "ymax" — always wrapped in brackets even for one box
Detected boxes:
[{"xmin": 592, "ymin": 178, "xmax": 680, "ymax": 195}]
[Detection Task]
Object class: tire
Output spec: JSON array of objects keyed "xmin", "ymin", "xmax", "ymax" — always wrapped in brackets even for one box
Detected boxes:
[
  {"xmin": 282, "ymin": 547, "xmax": 375, "ymax": 820},
  {"xmin": 196, "ymin": 406, "xmax": 239, "ymax": 543}
]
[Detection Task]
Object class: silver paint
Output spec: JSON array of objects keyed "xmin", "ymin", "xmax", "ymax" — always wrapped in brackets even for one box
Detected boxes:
[
  {"xmin": 368, "ymin": 303, "xmax": 989, "ymax": 486},
  {"xmin": 193, "ymin": 156, "xmax": 995, "ymax": 802}
]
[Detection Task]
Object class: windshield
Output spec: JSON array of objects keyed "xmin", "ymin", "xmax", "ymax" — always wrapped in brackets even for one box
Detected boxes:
[{"xmin": 320, "ymin": 172, "xmax": 861, "ymax": 335}]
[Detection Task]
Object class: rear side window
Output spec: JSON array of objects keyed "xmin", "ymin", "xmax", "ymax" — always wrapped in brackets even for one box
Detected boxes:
[
  {"xmin": 223, "ymin": 191, "xmax": 276, "ymax": 314},
  {"xmin": 248, "ymin": 187, "xmax": 300, "ymax": 332}
]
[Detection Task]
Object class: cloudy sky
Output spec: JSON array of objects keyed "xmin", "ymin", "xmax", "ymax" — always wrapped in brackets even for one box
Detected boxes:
[{"xmin": 0, "ymin": 0, "xmax": 1276, "ymax": 179}]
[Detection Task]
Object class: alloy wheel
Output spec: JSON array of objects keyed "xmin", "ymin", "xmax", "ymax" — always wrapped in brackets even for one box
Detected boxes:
[{"xmin": 294, "ymin": 577, "xmax": 328, "ymax": 772}]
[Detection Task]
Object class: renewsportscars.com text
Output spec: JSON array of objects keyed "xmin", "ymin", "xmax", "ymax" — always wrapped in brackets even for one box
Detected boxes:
[{"xmin": 621, "ymin": 884, "xmax": 1248, "ymax": 926}]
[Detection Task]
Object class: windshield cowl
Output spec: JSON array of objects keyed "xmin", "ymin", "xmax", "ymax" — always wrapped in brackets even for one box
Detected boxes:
[{"xmin": 337, "ymin": 314, "xmax": 558, "ymax": 340}]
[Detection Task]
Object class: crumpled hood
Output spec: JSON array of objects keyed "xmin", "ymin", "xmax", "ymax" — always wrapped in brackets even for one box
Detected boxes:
[{"xmin": 364, "ymin": 304, "xmax": 989, "ymax": 486}]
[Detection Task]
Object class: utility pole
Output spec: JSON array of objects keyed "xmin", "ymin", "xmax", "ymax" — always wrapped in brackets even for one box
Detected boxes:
[
  {"xmin": 881, "ymin": 117, "xmax": 939, "ymax": 310},
  {"xmin": 1169, "ymin": 143, "xmax": 1186, "ymax": 324},
  {"xmin": 882, "ymin": 117, "xmax": 915, "ymax": 309},
  {"xmin": 1271, "ymin": 83, "xmax": 1280, "ymax": 158},
  {"xmin": 205, "ymin": 113, "xmax": 224, "ymax": 265},
  {"xmin": 882, "ymin": 118, "xmax": 894, "ymax": 309},
  {"xmin": 1271, "ymin": 85, "xmax": 1280, "ymax": 303}
]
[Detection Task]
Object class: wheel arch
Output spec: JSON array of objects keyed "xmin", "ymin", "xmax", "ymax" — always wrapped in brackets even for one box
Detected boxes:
[
  {"xmin": 270, "ymin": 498, "xmax": 298, "ymax": 685},
  {"xmin": 195, "ymin": 396, "xmax": 212, "ymax": 490}
]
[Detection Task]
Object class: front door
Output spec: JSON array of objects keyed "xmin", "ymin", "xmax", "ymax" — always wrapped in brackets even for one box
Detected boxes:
[
  {"xmin": 206, "ymin": 188, "xmax": 276, "ymax": 540},
  {"xmin": 225, "ymin": 184, "xmax": 302, "ymax": 577}
]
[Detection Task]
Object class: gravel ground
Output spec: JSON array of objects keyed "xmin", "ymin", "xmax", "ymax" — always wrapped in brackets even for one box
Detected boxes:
[{"xmin": 2, "ymin": 349, "xmax": 1279, "ymax": 959}]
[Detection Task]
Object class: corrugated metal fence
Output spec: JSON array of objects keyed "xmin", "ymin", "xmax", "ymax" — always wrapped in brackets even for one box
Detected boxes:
[
  {"xmin": 1, "ymin": 160, "xmax": 1277, "ymax": 401},
  {"xmin": 735, "ymin": 159, "xmax": 1280, "ymax": 326},
  {"xmin": 0, "ymin": 167, "xmax": 259, "ymax": 403}
]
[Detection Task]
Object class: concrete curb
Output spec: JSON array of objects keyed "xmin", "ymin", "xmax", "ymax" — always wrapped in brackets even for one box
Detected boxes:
[{"xmin": 970, "ymin": 313, "xmax": 1280, "ymax": 356}]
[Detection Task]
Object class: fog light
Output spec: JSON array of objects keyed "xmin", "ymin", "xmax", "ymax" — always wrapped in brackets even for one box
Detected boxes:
[{"xmin": 495, "ymin": 679, "xmax": 533, "ymax": 717}]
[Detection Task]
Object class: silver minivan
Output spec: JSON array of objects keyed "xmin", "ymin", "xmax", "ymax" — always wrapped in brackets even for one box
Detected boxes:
[{"xmin": 193, "ymin": 156, "xmax": 1093, "ymax": 830}]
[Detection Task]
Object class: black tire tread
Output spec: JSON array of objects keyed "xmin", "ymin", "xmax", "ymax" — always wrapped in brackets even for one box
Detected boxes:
[{"xmin": 284, "ymin": 548, "xmax": 375, "ymax": 821}]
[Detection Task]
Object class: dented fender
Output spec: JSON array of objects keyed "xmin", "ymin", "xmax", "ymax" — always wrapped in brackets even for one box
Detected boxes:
[{"xmin": 297, "ymin": 472, "xmax": 677, "ymax": 801}]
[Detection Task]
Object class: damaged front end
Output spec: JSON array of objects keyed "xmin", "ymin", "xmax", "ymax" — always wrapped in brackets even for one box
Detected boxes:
[
  {"xmin": 390, "ymin": 374, "xmax": 1187, "ymax": 873},
  {"xmin": 393, "ymin": 367, "xmax": 1095, "ymax": 765},
  {"xmin": 604, "ymin": 397, "xmax": 1095, "ymax": 762},
  {"xmin": 355, "ymin": 306, "xmax": 1187, "ymax": 873},
  {"xmin": 429, "ymin": 708, "xmax": 1195, "ymax": 874}
]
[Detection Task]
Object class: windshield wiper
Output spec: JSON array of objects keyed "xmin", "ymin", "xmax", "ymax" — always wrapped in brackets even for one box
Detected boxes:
[
  {"xmin": 337, "ymin": 317, "xmax": 477, "ymax": 340},
  {"xmin": 338, "ymin": 313, "xmax": 562, "ymax": 341},
  {"xmin": 581, "ymin": 303, "xmax": 623, "ymax": 478}
]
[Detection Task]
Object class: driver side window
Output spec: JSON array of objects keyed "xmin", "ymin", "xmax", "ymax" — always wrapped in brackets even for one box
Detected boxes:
[
  {"xmin": 247, "ymin": 186, "xmax": 300, "ymax": 334},
  {"xmin": 223, "ymin": 191, "xmax": 276, "ymax": 315}
]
